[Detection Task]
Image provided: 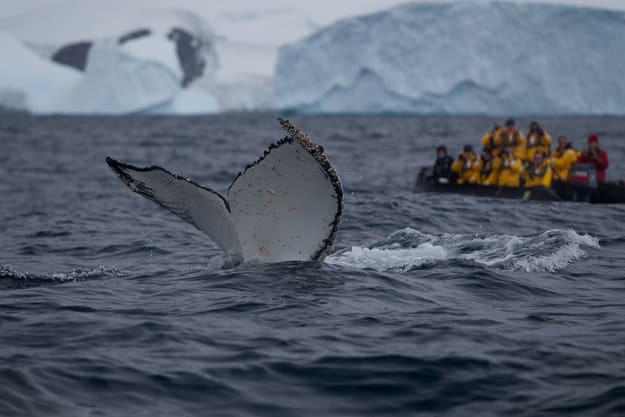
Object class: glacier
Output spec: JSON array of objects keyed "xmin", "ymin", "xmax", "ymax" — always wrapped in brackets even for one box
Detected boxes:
[{"xmin": 275, "ymin": 2, "xmax": 625, "ymax": 115}]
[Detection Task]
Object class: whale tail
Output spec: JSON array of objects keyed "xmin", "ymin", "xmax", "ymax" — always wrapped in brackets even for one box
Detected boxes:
[{"xmin": 106, "ymin": 118, "xmax": 343, "ymax": 263}]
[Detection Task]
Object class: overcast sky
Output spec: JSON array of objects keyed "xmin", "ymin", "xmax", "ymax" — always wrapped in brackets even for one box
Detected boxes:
[
  {"xmin": 2, "ymin": 0, "xmax": 624, "ymax": 44},
  {"xmin": 2, "ymin": 0, "xmax": 625, "ymax": 22}
]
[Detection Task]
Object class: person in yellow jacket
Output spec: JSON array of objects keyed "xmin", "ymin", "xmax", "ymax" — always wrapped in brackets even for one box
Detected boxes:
[
  {"xmin": 551, "ymin": 136, "xmax": 580, "ymax": 182},
  {"xmin": 475, "ymin": 148, "xmax": 501, "ymax": 186},
  {"xmin": 480, "ymin": 124, "xmax": 502, "ymax": 156},
  {"xmin": 497, "ymin": 119, "xmax": 526, "ymax": 161},
  {"xmin": 525, "ymin": 121, "xmax": 552, "ymax": 163},
  {"xmin": 451, "ymin": 145, "xmax": 480, "ymax": 185},
  {"xmin": 524, "ymin": 152, "xmax": 553, "ymax": 188},
  {"xmin": 498, "ymin": 146, "xmax": 523, "ymax": 187}
]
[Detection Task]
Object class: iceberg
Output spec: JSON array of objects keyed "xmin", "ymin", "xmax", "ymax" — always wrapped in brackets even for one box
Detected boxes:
[
  {"xmin": 59, "ymin": 42, "xmax": 181, "ymax": 115},
  {"xmin": 0, "ymin": 30, "xmax": 220, "ymax": 115},
  {"xmin": 119, "ymin": 33, "xmax": 184, "ymax": 82},
  {"xmin": 148, "ymin": 89, "xmax": 220, "ymax": 115},
  {"xmin": 275, "ymin": 2, "xmax": 625, "ymax": 115},
  {"xmin": 0, "ymin": 5, "xmax": 319, "ymax": 113},
  {"xmin": 0, "ymin": 31, "xmax": 80, "ymax": 112}
]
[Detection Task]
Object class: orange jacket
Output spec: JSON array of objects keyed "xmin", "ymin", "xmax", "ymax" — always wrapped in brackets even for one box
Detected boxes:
[
  {"xmin": 498, "ymin": 155, "xmax": 523, "ymax": 187},
  {"xmin": 551, "ymin": 148, "xmax": 579, "ymax": 181},
  {"xmin": 497, "ymin": 129, "xmax": 527, "ymax": 160},
  {"xmin": 524, "ymin": 160, "xmax": 553, "ymax": 188},
  {"xmin": 476, "ymin": 157, "xmax": 501, "ymax": 186},
  {"xmin": 451, "ymin": 152, "xmax": 480, "ymax": 185},
  {"xmin": 526, "ymin": 130, "xmax": 552, "ymax": 161}
]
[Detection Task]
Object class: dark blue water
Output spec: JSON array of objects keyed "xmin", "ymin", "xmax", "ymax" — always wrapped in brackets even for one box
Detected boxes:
[{"xmin": 2, "ymin": 114, "xmax": 625, "ymax": 417}]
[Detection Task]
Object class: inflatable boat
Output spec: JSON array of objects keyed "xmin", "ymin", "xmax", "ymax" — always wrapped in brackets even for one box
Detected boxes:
[{"xmin": 414, "ymin": 164, "xmax": 625, "ymax": 204}]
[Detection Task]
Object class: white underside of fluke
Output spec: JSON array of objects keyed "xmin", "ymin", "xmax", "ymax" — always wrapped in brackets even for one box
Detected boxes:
[{"xmin": 106, "ymin": 118, "xmax": 343, "ymax": 263}]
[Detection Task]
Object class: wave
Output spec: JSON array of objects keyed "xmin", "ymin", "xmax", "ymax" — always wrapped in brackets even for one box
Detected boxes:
[
  {"xmin": 0, "ymin": 265, "xmax": 128, "ymax": 290},
  {"xmin": 326, "ymin": 228, "xmax": 599, "ymax": 273}
]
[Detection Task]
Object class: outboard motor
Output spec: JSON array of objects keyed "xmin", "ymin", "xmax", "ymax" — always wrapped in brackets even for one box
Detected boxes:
[{"xmin": 567, "ymin": 163, "xmax": 597, "ymax": 202}]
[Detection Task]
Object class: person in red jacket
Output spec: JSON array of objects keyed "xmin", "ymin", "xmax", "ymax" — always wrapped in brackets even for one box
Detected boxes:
[{"xmin": 578, "ymin": 134, "xmax": 609, "ymax": 182}]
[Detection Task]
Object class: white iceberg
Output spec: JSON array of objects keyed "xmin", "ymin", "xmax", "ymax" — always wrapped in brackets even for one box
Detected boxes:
[
  {"xmin": 275, "ymin": 2, "xmax": 625, "ymax": 115},
  {"xmin": 0, "ymin": 5, "xmax": 322, "ymax": 113},
  {"xmin": 119, "ymin": 34, "xmax": 184, "ymax": 81},
  {"xmin": 0, "ymin": 31, "xmax": 80, "ymax": 112},
  {"xmin": 0, "ymin": 29, "xmax": 221, "ymax": 115},
  {"xmin": 60, "ymin": 42, "xmax": 181, "ymax": 115},
  {"xmin": 148, "ymin": 89, "xmax": 220, "ymax": 115}
]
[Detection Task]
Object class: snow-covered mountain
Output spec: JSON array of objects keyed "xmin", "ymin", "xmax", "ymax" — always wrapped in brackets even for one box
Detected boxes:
[{"xmin": 275, "ymin": 2, "xmax": 625, "ymax": 115}]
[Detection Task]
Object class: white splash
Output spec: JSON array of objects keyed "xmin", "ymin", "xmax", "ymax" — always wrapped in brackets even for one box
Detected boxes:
[
  {"xmin": 325, "ymin": 243, "xmax": 448, "ymax": 272},
  {"xmin": 326, "ymin": 228, "xmax": 599, "ymax": 273},
  {"xmin": 511, "ymin": 230, "xmax": 600, "ymax": 273}
]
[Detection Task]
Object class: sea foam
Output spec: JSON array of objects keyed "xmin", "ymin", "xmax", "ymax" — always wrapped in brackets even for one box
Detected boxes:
[{"xmin": 326, "ymin": 228, "xmax": 599, "ymax": 273}]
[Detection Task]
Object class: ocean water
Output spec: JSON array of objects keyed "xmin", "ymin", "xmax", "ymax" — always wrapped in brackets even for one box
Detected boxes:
[{"xmin": 1, "ymin": 113, "xmax": 625, "ymax": 417}]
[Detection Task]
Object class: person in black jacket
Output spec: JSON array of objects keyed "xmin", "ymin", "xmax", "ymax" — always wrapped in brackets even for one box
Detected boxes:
[{"xmin": 430, "ymin": 145, "xmax": 455, "ymax": 183}]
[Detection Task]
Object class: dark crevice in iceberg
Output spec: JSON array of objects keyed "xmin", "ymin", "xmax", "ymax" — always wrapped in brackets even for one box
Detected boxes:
[
  {"xmin": 51, "ymin": 41, "xmax": 92, "ymax": 71},
  {"xmin": 50, "ymin": 26, "xmax": 207, "ymax": 88}
]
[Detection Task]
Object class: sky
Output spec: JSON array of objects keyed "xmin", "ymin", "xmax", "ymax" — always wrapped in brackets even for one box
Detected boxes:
[
  {"xmin": 2, "ymin": 0, "xmax": 625, "ymax": 40},
  {"xmin": 2, "ymin": 0, "xmax": 625, "ymax": 21}
]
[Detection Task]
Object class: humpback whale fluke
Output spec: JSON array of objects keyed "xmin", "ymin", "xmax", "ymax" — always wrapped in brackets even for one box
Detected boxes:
[{"xmin": 106, "ymin": 118, "xmax": 343, "ymax": 263}]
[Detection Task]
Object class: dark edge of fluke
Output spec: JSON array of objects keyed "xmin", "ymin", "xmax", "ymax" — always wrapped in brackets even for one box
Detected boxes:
[
  {"xmin": 104, "ymin": 156, "xmax": 231, "ymax": 212},
  {"xmin": 278, "ymin": 117, "xmax": 344, "ymax": 261}
]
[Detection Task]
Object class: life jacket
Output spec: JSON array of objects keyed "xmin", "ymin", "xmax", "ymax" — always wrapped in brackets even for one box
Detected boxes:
[
  {"xmin": 500, "ymin": 155, "xmax": 517, "ymax": 170},
  {"xmin": 481, "ymin": 129, "xmax": 503, "ymax": 156},
  {"xmin": 525, "ymin": 160, "xmax": 552, "ymax": 188},
  {"xmin": 501, "ymin": 130, "xmax": 522, "ymax": 147},
  {"xmin": 480, "ymin": 158, "xmax": 494, "ymax": 176},
  {"xmin": 481, "ymin": 160, "xmax": 492, "ymax": 176},
  {"xmin": 553, "ymin": 146, "xmax": 580, "ymax": 160},
  {"xmin": 527, "ymin": 130, "xmax": 543, "ymax": 148},
  {"xmin": 552, "ymin": 148, "xmax": 565, "ymax": 158},
  {"xmin": 452, "ymin": 152, "xmax": 479, "ymax": 185},
  {"xmin": 488, "ymin": 131, "xmax": 497, "ymax": 150},
  {"xmin": 526, "ymin": 129, "xmax": 552, "ymax": 160},
  {"xmin": 552, "ymin": 147, "xmax": 579, "ymax": 181},
  {"xmin": 458, "ymin": 152, "xmax": 477, "ymax": 171},
  {"xmin": 498, "ymin": 155, "xmax": 522, "ymax": 187},
  {"xmin": 527, "ymin": 161, "xmax": 548, "ymax": 179},
  {"xmin": 478, "ymin": 156, "xmax": 502, "ymax": 186}
]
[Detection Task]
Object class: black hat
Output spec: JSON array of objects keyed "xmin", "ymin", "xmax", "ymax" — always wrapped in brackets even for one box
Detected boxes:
[
  {"xmin": 437, "ymin": 145, "xmax": 447, "ymax": 153},
  {"xmin": 505, "ymin": 118, "xmax": 515, "ymax": 127},
  {"xmin": 463, "ymin": 144, "xmax": 474, "ymax": 153}
]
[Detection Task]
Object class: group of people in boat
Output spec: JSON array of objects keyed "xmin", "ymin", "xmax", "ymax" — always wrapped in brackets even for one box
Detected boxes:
[{"xmin": 431, "ymin": 119, "xmax": 609, "ymax": 189}]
